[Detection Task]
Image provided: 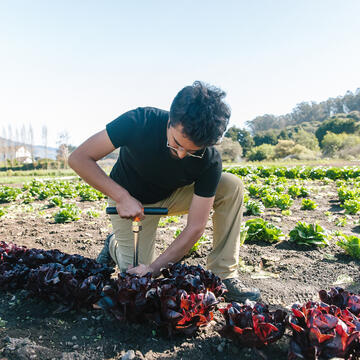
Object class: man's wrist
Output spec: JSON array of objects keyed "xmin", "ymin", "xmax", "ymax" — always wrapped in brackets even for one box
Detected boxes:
[
  {"xmin": 149, "ymin": 263, "xmax": 160, "ymax": 278},
  {"xmin": 111, "ymin": 186, "xmax": 129, "ymax": 204}
]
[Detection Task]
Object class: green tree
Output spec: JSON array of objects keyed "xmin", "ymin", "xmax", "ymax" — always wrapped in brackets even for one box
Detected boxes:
[
  {"xmin": 292, "ymin": 144, "xmax": 317, "ymax": 160},
  {"xmin": 215, "ymin": 137, "xmax": 242, "ymax": 163},
  {"xmin": 291, "ymin": 102, "xmax": 327, "ymax": 125},
  {"xmin": 253, "ymin": 130, "xmax": 278, "ymax": 146},
  {"xmin": 237, "ymin": 128, "xmax": 254, "ymax": 155},
  {"xmin": 247, "ymin": 144, "xmax": 275, "ymax": 161},
  {"xmin": 315, "ymin": 112, "xmax": 360, "ymax": 144},
  {"xmin": 225, "ymin": 126, "xmax": 254, "ymax": 155},
  {"xmin": 321, "ymin": 132, "xmax": 347, "ymax": 157},
  {"xmin": 244, "ymin": 90, "xmax": 360, "ymax": 137},
  {"xmin": 225, "ymin": 125, "xmax": 240, "ymax": 142},
  {"xmin": 274, "ymin": 140, "xmax": 296, "ymax": 159},
  {"xmin": 279, "ymin": 129, "xmax": 289, "ymax": 140},
  {"xmin": 246, "ymin": 114, "xmax": 284, "ymax": 133},
  {"xmin": 291, "ymin": 128, "xmax": 320, "ymax": 151}
]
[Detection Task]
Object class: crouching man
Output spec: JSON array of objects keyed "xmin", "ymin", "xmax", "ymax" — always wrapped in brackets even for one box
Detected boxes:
[{"xmin": 68, "ymin": 81, "xmax": 260, "ymax": 302}]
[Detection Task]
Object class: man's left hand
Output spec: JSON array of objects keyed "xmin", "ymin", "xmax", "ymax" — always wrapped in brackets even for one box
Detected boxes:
[{"xmin": 127, "ymin": 264, "xmax": 153, "ymax": 277}]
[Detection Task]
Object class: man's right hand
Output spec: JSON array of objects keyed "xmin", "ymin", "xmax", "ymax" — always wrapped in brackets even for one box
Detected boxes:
[{"xmin": 115, "ymin": 193, "xmax": 144, "ymax": 220}]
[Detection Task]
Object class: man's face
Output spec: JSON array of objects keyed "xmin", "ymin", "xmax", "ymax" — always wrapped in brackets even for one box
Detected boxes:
[{"xmin": 166, "ymin": 121, "xmax": 205, "ymax": 159}]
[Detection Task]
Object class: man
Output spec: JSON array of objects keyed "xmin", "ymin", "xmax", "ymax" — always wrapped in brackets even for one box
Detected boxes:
[{"xmin": 68, "ymin": 81, "xmax": 260, "ymax": 302}]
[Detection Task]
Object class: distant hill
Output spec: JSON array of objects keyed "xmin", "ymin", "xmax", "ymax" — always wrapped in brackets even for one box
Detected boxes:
[
  {"xmin": 0, "ymin": 137, "xmax": 58, "ymax": 160},
  {"xmin": 245, "ymin": 88, "xmax": 360, "ymax": 135}
]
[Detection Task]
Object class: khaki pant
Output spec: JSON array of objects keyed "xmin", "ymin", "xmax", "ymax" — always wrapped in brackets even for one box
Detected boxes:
[{"xmin": 108, "ymin": 172, "xmax": 244, "ymax": 279}]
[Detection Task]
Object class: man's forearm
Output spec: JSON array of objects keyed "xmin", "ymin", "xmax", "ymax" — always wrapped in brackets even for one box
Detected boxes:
[
  {"xmin": 68, "ymin": 153, "xmax": 128, "ymax": 203},
  {"xmin": 149, "ymin": 225, "xmax": 203, "ymax": 277}
]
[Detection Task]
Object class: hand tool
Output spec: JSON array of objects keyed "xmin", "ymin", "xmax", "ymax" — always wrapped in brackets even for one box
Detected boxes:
[{"xmin": 106, "ymin": 207, "xmax": 168, "ymax": 267}]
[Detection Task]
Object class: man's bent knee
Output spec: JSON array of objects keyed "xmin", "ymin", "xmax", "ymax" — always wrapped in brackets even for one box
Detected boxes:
[{"xmin": 215, "ymin": 172, "xmax": 244, "ymax": 200}]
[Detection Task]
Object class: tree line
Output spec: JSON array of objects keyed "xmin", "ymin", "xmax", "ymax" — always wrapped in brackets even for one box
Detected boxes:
[{"xmin": 224, "ymin": 88, "xmax": 360, "ymax": 161}]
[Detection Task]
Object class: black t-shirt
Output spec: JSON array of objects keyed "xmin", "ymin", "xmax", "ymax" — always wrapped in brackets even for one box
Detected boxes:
[{"xmin": 106, "ymin": 107, "xmax": 222, "ymax": 204}]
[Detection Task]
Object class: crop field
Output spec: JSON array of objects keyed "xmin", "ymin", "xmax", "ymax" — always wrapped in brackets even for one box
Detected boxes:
[{"xmin": 1, "ymin": 165, "xmax": 360, "ymax": 360}]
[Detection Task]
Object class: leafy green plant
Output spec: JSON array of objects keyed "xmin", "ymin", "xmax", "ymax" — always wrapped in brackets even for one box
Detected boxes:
[
  {"xmin": 0, "ymin": 186, "xmax": 21, "ymax": 203},
  {"xmin": 263, "ymin": 175, "xmax": 278, "ymax": 185},
  {"xmin": 276, "ymin": 176, "xmax": 288, "ymax": 185},
  {"xmin": 299, "ymin": 186, "xmax": 310, "ymax": 197},
  {"xmin": 341, "ymin": 199, "xmax": 360, "ymax": 215},
  {"xmin": 158, "ymin": 216, "xmax": 180, "ymax": 227},
  {"xmin": 248, "ymin": 174, "xmax": 260, "ymax": 182},
  {"xmin": 281, "ymin": 209, "xmax": 292, "ymax": 216},
  {"xmin": 79, "ymin": 186, "xmax": 105, "ymax": 201},
  {"xmin": 309, "ymin": 167, "xmax": 326, "ymax": 180},
  {"xmin": 257, "ymin": 166, "xmax": 274, "ymax": 178},
  {"xmin": 332, "ymin": 230, "xmax": 344, "ymax": 237},
  {"xmin": 258, "ymin": 186, "xmax": 272, "ymax": 198},
  {"xmin": 54, "ymin": 181, "xmax": 78, "ymax": 198},
  {"xmin": 38, "ymin": 210, "xmax": 46, "ymax": 217},
  {"xmin": 336, "ymin": 180, "xmax": 346, "ymax": 188},
  {"xmin": 172, "ymin": 229, "xmax": 209, "ymax": 255},
  {"xmin": 49, "ymin": 196, "xmax": 63, "ymax": 207},
  {"xmin": 0, "ymin": 208, "xmax": 6, "ymax": 218},
  {"xmin": 289, "ymin": 222, "xmax": 329, "ymax": 247},
  {"xmin": 239, "ymin": 224, "xmax": 248, "ymax": 246},
  {"xmin": 248, "ymin": 184, "xmax": 262, "ymax": 198},
  {"xmin": 335, "ymin": 216, "xmax": 348, "ymax": 227},
  {"xmin": 245, "ymin": 218, "xmax": 285, "ymax": 243},
  {"xmin": 20, "ymin": 192, "xmax": 35, "ymax": 204},
  {"xmin": 54, "ymin": 204, "xmax": 81, "ymax": 223},
  {"xmin": 337, "ymin": 186, "xmax": 360, "ymax": 204},
  {"xmin": 86, "ymin": 209, "xmax": 100, "ymax": 218},
  {"xmin": 301, "ymin": 199, "xmax": 318, "ymax": 210},
  {"xmin": 24, "ymin": 179, "xmax": 46, "ymax": 197},
  {"xmin": 19, "ymin": 191, "xmax": 35, "ymax": 204},
  {"xmin": 243, "ymin": 193, "xmax": 250, "ymax": 205},
  {"xmin": 288, "ymin": 185, "xmax": 301, "ymax": 198},
  {"xmin": 188, "ymin": 235, "xmax": 209, "ymax": 255},
  {"xmin": 276, "ymin": 194, "xmax": 293, "ymax": 210},
  {"xmin": 37, "ymin": 188, "xmax": 56, "ymax": 200},
  {"xmin": 245, "ymin": 200, "xmax": 265, "ymax": 215},
  {"xmin": 261, "ymin": 194, "xmax": 277, "ymax": 208},
  {"xmin": 285, "ymin": 167, "xmax": 300, "ymax": 179},
  {"xmin": 325, "ymin": 167, "xmax": 342, "ymax": 180},
  {"xmin": 275, "ymin": 185, "xmax": 286, "ymax": 194},
  {"xmin": 336, "ymin": 234, "xmax": 360, "ymax": 259}
]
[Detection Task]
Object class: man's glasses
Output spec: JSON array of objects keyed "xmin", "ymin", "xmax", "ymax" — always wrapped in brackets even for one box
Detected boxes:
[{"xmin": 166, "ymin": 140, "xmax": 206, "ymax": 159}]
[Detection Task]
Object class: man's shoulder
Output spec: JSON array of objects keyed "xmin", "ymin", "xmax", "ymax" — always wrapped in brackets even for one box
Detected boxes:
[
  {"xmin": 206, "ymin": 146, "xmax": 221, "ymax": 163},
  {"xmin": 134, "ymin": 107, "xmax": 169, "ymax": 121}
]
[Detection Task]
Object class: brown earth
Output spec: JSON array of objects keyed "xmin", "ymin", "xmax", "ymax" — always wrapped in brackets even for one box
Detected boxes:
[{"xmin": 1, "ymin": 179, "xmax": 360, "ymax": 360}]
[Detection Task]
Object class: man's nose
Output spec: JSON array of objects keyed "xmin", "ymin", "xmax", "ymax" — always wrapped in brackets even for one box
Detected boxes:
[{"xmin": 177, "ymin": 148, "xmax": 187, "ymax": 159}]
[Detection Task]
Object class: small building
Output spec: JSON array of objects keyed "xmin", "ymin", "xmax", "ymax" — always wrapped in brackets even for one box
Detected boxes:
[{"xmin": 15, "ymin": 146, "xmax": 32, "ymax": 164}]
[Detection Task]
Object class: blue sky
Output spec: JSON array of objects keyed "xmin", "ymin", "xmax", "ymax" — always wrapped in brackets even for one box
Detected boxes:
[{"xmin": 1, "ymin": 0, "xmax": 359, "ymax": 147}]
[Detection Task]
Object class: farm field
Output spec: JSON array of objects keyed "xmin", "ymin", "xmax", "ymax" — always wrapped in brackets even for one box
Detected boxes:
[{"xmin": 1, "ymin": 165, "xmax": 360, "ymax": 360}]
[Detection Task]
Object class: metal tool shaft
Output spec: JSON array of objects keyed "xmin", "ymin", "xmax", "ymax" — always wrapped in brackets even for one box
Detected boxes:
[
  {"xmin": 133, "ymin": 230, "xmax": 139, "ymax": 267},
  {"xmin": 105, "ymin": 207, "xmax": 168, "ymax": 268},
  {"xmin": 132, "ymin": 219, "xmax": 142, "ymax": 267}
]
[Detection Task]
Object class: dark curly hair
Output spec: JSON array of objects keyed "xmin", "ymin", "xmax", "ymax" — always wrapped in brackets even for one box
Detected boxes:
[{"xmin": 169, "ymin": 81, "xmax": 231, "ymax": 147}]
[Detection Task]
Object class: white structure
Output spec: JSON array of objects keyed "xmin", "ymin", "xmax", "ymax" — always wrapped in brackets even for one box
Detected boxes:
[{"xmin": 15, "ymin": 146, "xmax": 32, "ymax": 163}]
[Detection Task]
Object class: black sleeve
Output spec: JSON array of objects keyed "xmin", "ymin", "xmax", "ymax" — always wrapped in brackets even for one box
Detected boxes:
[
  {"xmin": 194, "ymin": 151, "xmax": 222, "ymax": 198},
  {"xmin": 106, "ymin": 108, "xmax": 144, "ymax": 148}
]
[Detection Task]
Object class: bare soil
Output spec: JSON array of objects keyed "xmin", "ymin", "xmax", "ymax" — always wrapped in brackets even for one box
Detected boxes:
[{"xmin": 1, "ymin": 179, "xmax": 360, "ymax": 360}]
